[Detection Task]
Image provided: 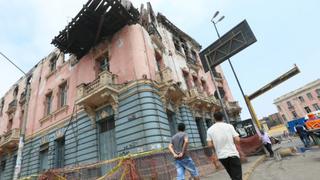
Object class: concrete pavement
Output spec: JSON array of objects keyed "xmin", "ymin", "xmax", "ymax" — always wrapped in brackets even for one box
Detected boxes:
[{"xmin": 250, "ymin": 146, "xmax": 320, "ymax": 180}]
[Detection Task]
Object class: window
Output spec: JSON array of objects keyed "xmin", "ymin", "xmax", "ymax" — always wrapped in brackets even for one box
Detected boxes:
[
  {"xmin": 59, "ymin": 82, "xmax": 68, "ymax": 107},
  {"xmin": 99, "ymin": 53, "xmax": 109, "ymax": 72},
  {"xmin": 39, "ymin": 144, "xmax": 49, "ymax": 172},
  {"xmin": 181, "ymin": 40, "xmax": 189, "ymax": 57},
  {"xmin": 205, "ymin": 119, "xmax": 213, "ymax": 128},
  {"xmin": 173, "ymin": 38, "xmax": 182, "ymax": 52},
  {"xmin": 287, "ymin": 101, "xmax": 292, "ymax": 107},
  {"xmin": 45, "ymin": 92, "xmax": 53, "ymax": 115},
  {"xmin": 313, "ymin": 103, "xmax": 320, "ymax": 111},
  {"xmin": 306, "ymin": 93, "xmax": 313, "ymax": 100},
  {"xmin": 0, "ymin": 98, "xmax": 4, "ymax": 116},
  {"xmin": 7, "ymin": 119, "xmax": 13, "ymax": 131},
  {"xmin": 298, "ymin": 96, "xmax": 305, "ymax": 102},
  {"xmin": 292, "ymin": 111, "xmax": 298, "ymax": 118},
  {"xmin": 190, "ymin": 50, "xmax": 197, "ymax": 60},
  {"xmin": 1, "ymin": 160, "xmax": 6, "ymax": 171},
  {"xmin": 13, "ymin": 86, "xmax": 19, "ymax": 98},
  {"xmin": 55, "ymin": 137, "xmax": 65, "ymax": 168},
  {"xmin": 304, "ymin": 106, "xmax": 311, "ymax": 113},
  {"xmin": 196, "ymin": 118, "xmax": 207, "ymax": 146},
  {"xmin": 49, "ymin": 58, "xmax": 57, "ymax": 72},
  {"xmin": 277, "ymin": 105, "xmax": 282, "ymax": 111},
  {"xmin": 316, "ymin": 89, "xmax": 320, "ymax": 97},
  {"xmin": 166, "ymin": 110, "xmax": 177, "ymax": 136},
  {"xmin": 282, "ymin": 115, "xmax": 287, "ymax": 121},
  {"xmin": 183, "ymin": 72, "xmax": 191, "ymax": 90}
]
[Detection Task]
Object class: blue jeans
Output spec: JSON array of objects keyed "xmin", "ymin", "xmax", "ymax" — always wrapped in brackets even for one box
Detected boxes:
[{"xmin": 175, "ymin": 156, "xmax": 199, "ymax": 180}]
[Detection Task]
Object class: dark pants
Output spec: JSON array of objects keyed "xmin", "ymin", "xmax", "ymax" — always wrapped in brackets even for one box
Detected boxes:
[
  {"xmin": 219, "ymin": 156, "xmax": 242, "ymax": 180},
  {"xmin": 264, "ymin": 143, "xmax": 274, "ymax": 157}
]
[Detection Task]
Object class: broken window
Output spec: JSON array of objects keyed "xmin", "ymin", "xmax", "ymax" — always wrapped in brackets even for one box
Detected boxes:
[
  {"xmin": 173, "ymin": 37, "xmax": 182, "ymax": 53},
  {"xmin": 59, "ymin": 82, "xmax": 68, "ymax": 108},
  {"xmin": 49, "ymin": 58, "xmax": 57, "ymax": 72},
  {"xmin": 98, "ymin": 53, "xmax": 110, "ymax": 72},
  {"xmin": 180, "ymin": 39, "xmax": 189, "ymax": 57}
]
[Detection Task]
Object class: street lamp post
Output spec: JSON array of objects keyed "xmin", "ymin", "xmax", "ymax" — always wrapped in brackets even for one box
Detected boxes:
[
  {"xmin": 0, "ymin": 52, "xmax": 29, "ymax": 180},
  {"xmin": 211, "ymin": 12, "xmax": 255, "ymax": 123}
]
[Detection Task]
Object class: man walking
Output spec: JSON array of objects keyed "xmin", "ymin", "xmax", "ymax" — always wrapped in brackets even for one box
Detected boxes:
[
  {"xmin": 207, "ymin": 112, "xmax": 242, "ymax": 180},
  {"xmin": 260, "ymin": 130, "xmax": 274, "ymax": 157},
  {"xmin": 294, "ymin": 123, "xmax": 311, "ymax": 147},
  {"xmin": 169, "ymin": 123, "xmax": 200, "ymax": 180}
]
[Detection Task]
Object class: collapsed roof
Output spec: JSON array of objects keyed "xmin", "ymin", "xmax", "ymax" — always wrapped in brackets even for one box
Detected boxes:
[{"xmin": 51, "ymin": 0, "xmax": 139, "ymax": 58}]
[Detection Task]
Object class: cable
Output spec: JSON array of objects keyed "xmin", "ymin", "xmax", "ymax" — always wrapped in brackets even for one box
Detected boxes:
[{"xmin": 0, "ymin": 52, "xmax": 26, "ymax": 75}]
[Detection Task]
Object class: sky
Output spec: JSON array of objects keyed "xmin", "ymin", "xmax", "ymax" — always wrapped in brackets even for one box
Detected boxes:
[{"xmin": 0, "ymin": 0, "xmax": 319, "ymax": 120}]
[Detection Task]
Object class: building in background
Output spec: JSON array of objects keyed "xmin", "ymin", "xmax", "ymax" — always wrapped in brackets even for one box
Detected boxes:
[
  {"xmin": 0, "ymin": 0, "xmax": 241, "ymax": 179},
  {"xmin": 274, "ymin": 79, "xmax": 320, "ymax": 123},
  {"xmin": 259, "ymin": 113, "xmax": 284, "ymax": 130}
]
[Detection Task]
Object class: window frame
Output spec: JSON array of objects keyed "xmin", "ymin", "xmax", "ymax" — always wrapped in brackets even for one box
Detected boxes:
[
  {"xmin": 45, "ymin": 91, "xmax": 53, "ymax": 115},
  {"xmin": 306, "ymin": 92, "xmax": 314, "ymax": 100},
  {"xmin": 55, "ymin": 137, "xmax": 65, "ymax": 168},
  {"xmin": 59, "ymin": 82, "xmax": 68, "ymax": 108},
  {"xmin": 304, "ymin": 106, "xmax": 312, "ymax": 113},
  {"xmin": 39, "ymin": 144, "xmax": 49, "ymax": 172}
]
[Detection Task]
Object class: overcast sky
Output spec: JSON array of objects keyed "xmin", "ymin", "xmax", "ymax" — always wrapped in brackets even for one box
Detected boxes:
[{"xmin": 0, "ymin": 0, "xmax": 319, "ymax": 120}]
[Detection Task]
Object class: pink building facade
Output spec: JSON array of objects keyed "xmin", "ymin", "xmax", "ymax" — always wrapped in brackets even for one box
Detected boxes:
[
  {"xmin": 274, "ymin": 79, "xmax": 320, "ymax": 122},
  {"xmin": 0, "ymin": 1, "xmax": 241, "ymax": 179}
]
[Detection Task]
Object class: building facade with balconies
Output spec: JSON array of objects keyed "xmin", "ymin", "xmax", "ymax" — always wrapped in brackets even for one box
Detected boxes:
[
  {"xmin": 274, "ymin": 79, "xmax": 320, "ymax": 122},
  {"xmin": 0, "ymin": 0, "xmax": 241, "ymax": 179}
]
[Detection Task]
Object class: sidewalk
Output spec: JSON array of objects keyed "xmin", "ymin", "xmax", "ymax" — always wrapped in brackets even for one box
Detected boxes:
[{"xmin": 201, "ymin": 155, "xmax": 265, "ymax": 180}]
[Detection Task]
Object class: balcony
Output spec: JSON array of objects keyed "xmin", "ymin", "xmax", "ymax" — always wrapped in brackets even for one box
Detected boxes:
[
  {"xmin": 6, "ymin": 99, "xmax": 17, "ymax": 114},
  {"xmin": 76, "ymin": 70, "xmax": 120, "ymax": 110},
  {"xmin": 0, "ymin": 128, "xmax": 20, "ymax": 152},
  {"xmin": 226, "ymin": 101, "xmax": 242, "ymax": 114},
  {"xmin": 213, "ymin": 72, "xmax": 223, "ymax": 81},
  {"xmin": 186, "ymin": 88, "xmax": 219, "ymax": 110},
  {"xmin": 186, "ymin": 56, "xmax": 201, "ymax": 71},
  {"xmin": 155, "ymin": 67, "xmax": 174, "ymax": 83}
]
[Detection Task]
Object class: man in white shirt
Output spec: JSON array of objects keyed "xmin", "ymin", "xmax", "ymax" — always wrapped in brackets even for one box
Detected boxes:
[{"xmin": 207, "ymin": 112, "xmax": 242, "ymax": 180}]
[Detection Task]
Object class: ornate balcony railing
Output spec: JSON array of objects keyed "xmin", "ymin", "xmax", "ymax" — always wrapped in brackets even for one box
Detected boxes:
[
  {"xmin": 226, "ymin": 101, "xmax": 241, "ymax": 113},
  {"xmin": 77, "ymin": 70, "xmax": 118, "ymax": 99},
  {"xmin": 155, "ymin": 67, "xmax": 174, "ymax": 83},
  {"xmin": 0, "ymin": 128, "xmax": 20, "ymax": 149}
]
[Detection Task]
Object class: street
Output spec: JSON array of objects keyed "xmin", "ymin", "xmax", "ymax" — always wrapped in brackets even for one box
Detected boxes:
[{"xmin": 250, "ymin": 139, "xmax": 320, "ymax": 180}]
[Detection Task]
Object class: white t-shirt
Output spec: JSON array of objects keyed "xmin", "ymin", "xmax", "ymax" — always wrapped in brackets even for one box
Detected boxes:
[{"xmin": 206, "ymin": 122, "xmax": 240, "ymax": 159}]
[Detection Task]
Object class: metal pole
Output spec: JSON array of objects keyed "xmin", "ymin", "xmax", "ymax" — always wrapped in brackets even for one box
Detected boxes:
[
  {"xmin": 13, "ymin": 82, "xmax": 30, "ymax": 180},
  {"xmin": 204, "ymin": 54, "xmax": 230, "ymax": 123},
  {"xmin": 212, "ymin": 21, "xmax": 256, "ymax": 124},
  {"xmin": 0, "ymin": 51, "xmax": 28, "ymax": 180}
]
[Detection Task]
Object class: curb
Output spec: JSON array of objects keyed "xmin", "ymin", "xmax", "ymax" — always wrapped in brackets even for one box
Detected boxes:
[{"xmin": 243, "ymin": 155, "xmax": 266, "ymax": 180}]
